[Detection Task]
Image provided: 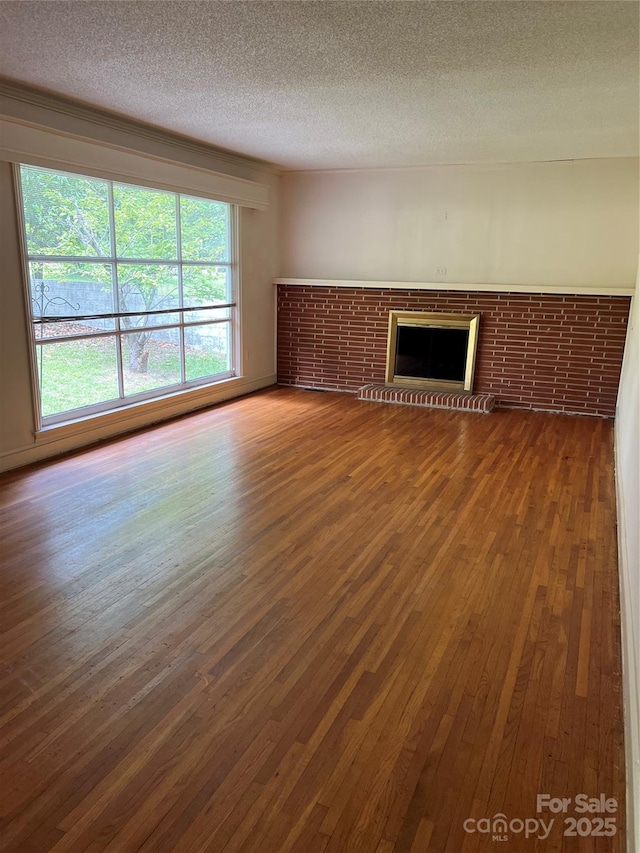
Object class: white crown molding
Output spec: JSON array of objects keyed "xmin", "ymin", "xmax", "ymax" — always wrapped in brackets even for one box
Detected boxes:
[
  {"xmin": 273, "ymin": 278, "xmax": 635, "ymax": 297},
  {"xmin": 0, "ymin": 78, "xmax": 281, "ymax": 175}
]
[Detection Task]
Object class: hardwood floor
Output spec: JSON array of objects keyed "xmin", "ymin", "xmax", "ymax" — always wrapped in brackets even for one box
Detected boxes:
[{"xmin": 0, "ymin": 388, "xmax": 625, "ymax": 852}]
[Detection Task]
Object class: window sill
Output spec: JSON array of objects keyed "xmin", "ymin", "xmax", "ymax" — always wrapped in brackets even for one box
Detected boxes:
[{"xmin": 34, "ymin": 375, "xmax": 246, "ymax": 445}]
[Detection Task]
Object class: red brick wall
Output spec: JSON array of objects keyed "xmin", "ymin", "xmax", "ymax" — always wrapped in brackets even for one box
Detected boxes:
[{"xmin": 277, "ymin": 285, "xmax": 631, "ymax": 417}]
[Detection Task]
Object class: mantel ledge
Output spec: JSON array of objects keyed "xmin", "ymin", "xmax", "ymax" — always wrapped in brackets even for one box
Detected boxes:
[{"xmin": 273, "ymin": 278, "xmax": 634, "ymax": 297}]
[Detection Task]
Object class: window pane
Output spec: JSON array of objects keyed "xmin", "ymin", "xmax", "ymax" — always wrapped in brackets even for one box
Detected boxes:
[
  {"xmin": 122, "ymin": 328, "xmax": 182, "ymax": 396},
  {"xmin": 114, "ymin": 185, "xmax": 177, "ymax": 259},
  {"xmin": 20, "ymin": 166, "xmax": 110, "ymax": 257},
  {"xmin": 29, "ymin": 262, "xmax": 114, "ymax": 338},
  {"xmin": 180, "ymin": 196, "xmax": 229, "ymax": 262},
  {"xmin": 117, "ymin": 264, "xmax": 179, "ymax": 317},
  {"xmin": 185, "ymin": 323, "xmax": 231, "ymax": 381},
  {"xmin": 182, "ymin": 266, "xmax": 230, "ymax": 306},
  {"xmin": 36, "ymin": 338, "xmax": 120, "ymax": 417}
]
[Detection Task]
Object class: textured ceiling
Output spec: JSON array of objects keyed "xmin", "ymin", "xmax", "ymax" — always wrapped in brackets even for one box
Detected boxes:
[{"xmin": 0, "ymin": 1, "xmax": 638, "ymax": 170}]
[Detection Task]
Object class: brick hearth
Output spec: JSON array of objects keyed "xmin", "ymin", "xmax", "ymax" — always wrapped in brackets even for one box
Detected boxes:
[{"xmin": 357, "ymin": 384, "xmax": 496, "ymax": 413}]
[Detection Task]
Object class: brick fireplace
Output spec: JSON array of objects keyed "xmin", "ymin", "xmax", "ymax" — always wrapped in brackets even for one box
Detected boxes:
[{"xmin": 276, "ymin": 285, "xmax": 631, "ymax": 417}]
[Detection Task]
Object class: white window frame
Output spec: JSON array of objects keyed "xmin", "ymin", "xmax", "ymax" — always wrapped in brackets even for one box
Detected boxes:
[{"xmin": 15, "ymin": 163, "xmax": 240, "ymax": 428}]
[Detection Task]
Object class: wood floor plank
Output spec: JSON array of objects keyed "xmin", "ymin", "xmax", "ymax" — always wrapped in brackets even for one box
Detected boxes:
[{"xmin": 0, "ymin": 387, "xmax": 626, "ymax": 852}]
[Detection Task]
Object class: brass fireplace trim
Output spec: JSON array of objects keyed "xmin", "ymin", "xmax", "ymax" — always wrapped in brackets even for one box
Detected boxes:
[{"xmin": 385, "ymin": 311, "xmax": 480, "ymax": 393}]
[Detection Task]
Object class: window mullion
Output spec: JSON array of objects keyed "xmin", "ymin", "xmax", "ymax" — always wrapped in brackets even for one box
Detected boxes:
[
  {"xmin": 108, "ymin": 181, "xmax": 125, "ymax": 399},
  {"xmin": 230, "ymin": 205, "xmax": 239, "ymax": 377},
  {"xmin": 26, "ymin": 254, "xmax": 230, "ymax": 267},
  {"xmin": 176, "ymin": 194, "xmax": 186, "ymax": 383}
]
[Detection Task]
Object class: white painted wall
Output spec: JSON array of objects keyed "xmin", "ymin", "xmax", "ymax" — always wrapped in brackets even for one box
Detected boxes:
[
  {"xmin": 281, "ymin": 160, "xmax": 638, "ymax": 289},
  {"xmin": 0, "ymin": 94, "xmax": 280, "ymax": 471},
  {"xmin": 615, "ymin": 258, "xmax": 640, "ymax": 853}
]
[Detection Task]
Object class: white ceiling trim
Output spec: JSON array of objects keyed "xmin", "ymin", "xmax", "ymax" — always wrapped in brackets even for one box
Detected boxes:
[
  {"xmin": 0, "ymin": 118, "xmax": 270, "ymax": 209},
  {"xmin": 273, "ymin": 278, "xmax": 635, "ymax": 297}
]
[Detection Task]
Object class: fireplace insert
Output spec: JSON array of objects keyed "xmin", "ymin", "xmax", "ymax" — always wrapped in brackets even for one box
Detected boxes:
[{"xmin": 385, "ymin": 311, "xmax": 480, "ymax": 393}]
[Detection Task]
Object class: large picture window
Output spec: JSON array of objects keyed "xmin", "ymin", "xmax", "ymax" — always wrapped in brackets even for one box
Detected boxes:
[{"xmin": 18, "ymin": 164, "xmax": 236, "ymax": 425}]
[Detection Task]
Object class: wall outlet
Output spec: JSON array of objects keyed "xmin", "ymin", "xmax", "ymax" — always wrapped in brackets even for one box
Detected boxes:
[{"xmin": 435, "ymin": 266, "xmax": 447, "ymax": 276}]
